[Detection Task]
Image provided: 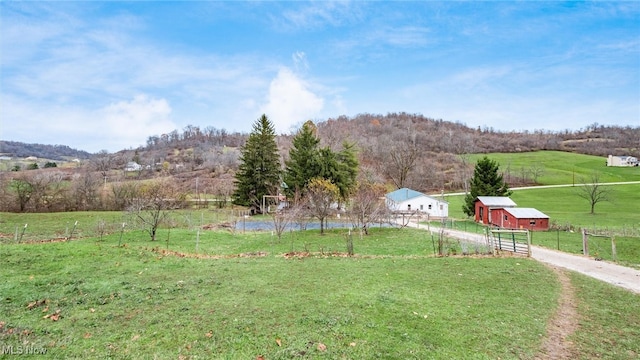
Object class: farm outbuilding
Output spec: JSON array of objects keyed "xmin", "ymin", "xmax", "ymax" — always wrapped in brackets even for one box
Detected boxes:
[
  {"xmin": 474, "ymin": 196, "xmax": 517, "ymax": 225},
  {"xmin": 489, "ymin": 207, "xmax": 550, "ymax": 231},
  {"xmin": 474, "ymin": 196, "xmax": 550, "ymax": 231},
  {"xmin": 386, "ymin": 188, "xmax": 448, "ymax": 218}
]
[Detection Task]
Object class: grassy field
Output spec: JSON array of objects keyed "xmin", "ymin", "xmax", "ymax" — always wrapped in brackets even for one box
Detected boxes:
[
  {"xmin": 444, "ymin": 152, "xmax": 640, "ymax": 265},
  {"xmin": 1, "ymin": 150, "xmax": 639, "ymax": 358},
  {"xmin": 1, "ymin": 225, "xmax": 638, "ymax": 359},
  {"xmin": 445, "ymin": 183, "xmax": 640, "ymax": 228},
  {"xmin": 440, "ymin": 183, "xmax": 640, "ymax": 267},
  {"xmin": 570, "ymin": 273, "xmax": 640, "ymax": 359},
  {"xmin": 467, "ymin": 151, "xmax": 640, "ymax": 185}
]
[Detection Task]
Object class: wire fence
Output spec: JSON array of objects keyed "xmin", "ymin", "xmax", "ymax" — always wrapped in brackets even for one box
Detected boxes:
[{"xmin": 432, "ymin": 218, "xmax": 640, "ymax": 268}]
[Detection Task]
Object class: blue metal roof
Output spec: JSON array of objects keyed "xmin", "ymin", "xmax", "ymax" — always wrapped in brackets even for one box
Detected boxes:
[{"xmin": 386, "ymin": 188, "xmax": 428, "ymax": 202}]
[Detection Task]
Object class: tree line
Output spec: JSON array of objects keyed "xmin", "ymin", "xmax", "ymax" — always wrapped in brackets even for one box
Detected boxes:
[{"xmin": 1, "ymin": 113, "xmax": 636, "ymax": 217}]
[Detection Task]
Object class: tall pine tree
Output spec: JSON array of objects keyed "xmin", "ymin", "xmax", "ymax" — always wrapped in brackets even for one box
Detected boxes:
[
  {"xmin": 232, "ymin": 114, "xmax": 281, "ymax": 213},
  {"xmin": 283, "ymin": 120, "xmax": 321, "ymax": 197},
  {"xmin": 463, "ymin": 156, "xmax": 512, "ymax": 216},
  {"xmin": 284, "ymin": 121, "xmax": 358, "ymax": 202}
]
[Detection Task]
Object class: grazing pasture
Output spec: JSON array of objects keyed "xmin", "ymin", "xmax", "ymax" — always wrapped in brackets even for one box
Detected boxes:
[
  {"xmin": 0, "ymin": 220, "xmax": 638, "ymax": 359},
  {"xmin": 0, "ymin": 151, "xmax": 638, "ymax": 358},
  {"xmin": 468, "ymin": 151, "xmax": 640, "ymax": 185}
]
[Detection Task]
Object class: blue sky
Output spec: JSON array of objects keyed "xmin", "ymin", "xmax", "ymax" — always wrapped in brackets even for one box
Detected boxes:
[{"xmin": 1, "ymin": 1, "xmax": 639, "ymax": 153}]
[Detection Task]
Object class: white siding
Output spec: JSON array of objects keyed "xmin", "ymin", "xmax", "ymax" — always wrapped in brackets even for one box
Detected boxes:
[{"xmin": 387, "ymin": 195, "xmax": 448, "ymax": 218}]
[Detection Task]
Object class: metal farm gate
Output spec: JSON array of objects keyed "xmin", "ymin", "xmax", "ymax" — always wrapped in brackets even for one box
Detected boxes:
[{"xmin": 488, "ymin": 229, "xmax": 531, "ymax": 257}]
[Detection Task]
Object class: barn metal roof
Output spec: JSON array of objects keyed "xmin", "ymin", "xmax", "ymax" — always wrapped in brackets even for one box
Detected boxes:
[
  {"xmin": 476, "ymin": 196, "xmax": 517, "ymax": 207},
  {"xmin": 386, "ymin": 188, "xmax": 447, "ymax": 203},
  {"xmin": 503, "ymin": 207, "xmax": 549, "ymax": 219}
]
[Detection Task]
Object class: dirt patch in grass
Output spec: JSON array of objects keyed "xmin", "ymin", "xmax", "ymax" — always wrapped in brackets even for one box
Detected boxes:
[
  {"xmin": 149, "ymin": 247, "xmax": 267, "ymax": 259},
  {"xmin": 281, "ymin": 251, "xmax": 354, "ymax": 259},
  {"xmin": 536, "ymin": 266, "xmax": 579, "ymax": 359}
]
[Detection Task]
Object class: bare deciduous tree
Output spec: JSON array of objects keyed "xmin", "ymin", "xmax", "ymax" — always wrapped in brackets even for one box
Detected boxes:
[
  {"xmin": 72, "ymin": 171, "xmax": 100, "ymax": 211},
  {"xmin": 529, "ymin": 163, "xmax": 545, "ymax": 184},
  {"xmin": 577, "ymin": 173, "xmax": 612, "ymax": 214},
  {"xmin": 10, "ymin": 176, "xmax": 33, "ymax": 212},
  {"xmin": 382, "ymin": 139, "xmax": 419, "ymax": 189},
  {"xmin": 128, "ymin": 179, "xmax": 187, "ymax": 241},
  {"xmin": 111, "ymin": 181, "xmax": 140, "ymax": 211},
  {"xmin": 347, "ymin": 181, "xmax": 387, "ymax": 235},
  {"xmin": 92, "ymin": 150, "xmax": 116, "ymax": 178},
  {"xmin": 305, "ymin": 178, "xmax": 339, "ymax": 234}
]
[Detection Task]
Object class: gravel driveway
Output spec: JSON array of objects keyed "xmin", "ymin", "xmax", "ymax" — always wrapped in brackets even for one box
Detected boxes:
[{"xmin": 411, "ymin": 223, "xmax": 640, "ymax": 294}]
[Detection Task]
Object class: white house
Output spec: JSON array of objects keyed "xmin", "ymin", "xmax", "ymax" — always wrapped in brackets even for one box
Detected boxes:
[
  {"xmin": 386, "ymin": 188, "xmax": 448, "ymax": 218},
  {"xmin": 125, "ymin": 161, "xmax": 142, "ymax": 172},
  {"xmin": 607, "ymin": 155, "xmax": 638, "ymax": 167}
]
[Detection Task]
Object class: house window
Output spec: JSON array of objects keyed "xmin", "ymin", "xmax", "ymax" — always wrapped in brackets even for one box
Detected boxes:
[
  {"xmin": 504, "ymin": 215, "xmax": 508, "ymax": 221},
  {"xmin": 479, "ymin": 207, "xmax": 484, "ymax": 220},
  {"xmin": 529, "ymin": 220, "xmax": 536, "ymax": 225},
  {"xmin": 420, "ymin": 205, "xmax": 424, "ymax": 211},
  {"xmin": 428, "ymin": 204, "xmax": 432, "ymax": 210},
  {"xmin": 407, "ymin": 204, "xmax": 411, "ymax": 211},
  {"xmin": 440, "ymin": 205, "xmax": 443, "ymax": 210}
]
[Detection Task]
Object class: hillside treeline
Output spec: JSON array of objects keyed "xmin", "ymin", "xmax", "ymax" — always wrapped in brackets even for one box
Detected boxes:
[
  {"xmin": 0, "ymin": 141, "xmax": 92, "ymax": 160},
  {"xmin": 0, "ymin": 113, "xmax": 637, "ymax": 213}
]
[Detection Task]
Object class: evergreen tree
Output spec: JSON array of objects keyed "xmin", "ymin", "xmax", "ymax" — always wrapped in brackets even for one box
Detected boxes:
[
  {"xmin": 462, "ymin": 156, "xmax": 512, "ymax": 216},
  {"xmin": 334, "ymin": 142, "xmax": 359, "ymax": 200},
  {"xmin": 283, "ymin": 120, "xmax": 321, "ymax": 197},
  {"xmin": 232, "ymin": 114, "xmax": 282, "ymax": 213},
  {"xmin": 318, "ymin": 142, "xmax": 358, "ymax": 201},
  {"xmin": 284, "ymin": 121, "xmax": 359, "ymax": 202}
]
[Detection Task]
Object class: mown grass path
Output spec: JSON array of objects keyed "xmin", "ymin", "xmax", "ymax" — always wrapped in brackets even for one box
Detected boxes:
[{"xmin": 535, "ymin": 266, "xmax": 579, "ymax": 360}]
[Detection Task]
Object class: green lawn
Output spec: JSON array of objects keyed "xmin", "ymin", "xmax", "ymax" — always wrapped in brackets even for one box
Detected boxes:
[
  {"xmin": 1, "ymin": 228, "xmax": 559, "ymax": 359},
  {"xmin": 570, "ymin": 273, "xmax": 640, "ymax": 359},
  {"xmin": 2, "ymin": 149, "xmax": 639, "ymax": 358},
  {"xmin": 445, "ymin": 184, "xmax": 640, "ymax": 228},
  {"xmin": 441, "ymin": 182, "xmax": 640, "ymax": 267},
  {"xmin": 1, "ymin": 216, "xmax": 638, "ymax": 358}
]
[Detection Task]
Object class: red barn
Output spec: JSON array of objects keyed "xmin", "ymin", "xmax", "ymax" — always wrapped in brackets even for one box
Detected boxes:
[
  {"xmin": 474, "ymin": 196, "xmax": 517, "ymax": 225},
  {"xmin": 490, "ymin": 207, "xmax": 550, "ymax": 231},
  {"xmin": 474, "ymin": 196, "xmax": 550, "ymax": 231}
]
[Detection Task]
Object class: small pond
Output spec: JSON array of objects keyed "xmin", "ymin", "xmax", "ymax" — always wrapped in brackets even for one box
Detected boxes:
[{"xmin": 235, "ymin": 220, "xmax": 393, "ymax": 231}]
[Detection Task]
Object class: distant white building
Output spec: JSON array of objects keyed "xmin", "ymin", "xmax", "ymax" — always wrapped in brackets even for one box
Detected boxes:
[
  {"xmin": 386, "ymin": 188, "xmax": 448, "ymax": 218},
  {"xmin": 125, "ymin": 161, "xmax": 142, "ymax": 172},
  {"xmin": 607, "ymin": 155, "xmax": 638, "ymax": 167}
]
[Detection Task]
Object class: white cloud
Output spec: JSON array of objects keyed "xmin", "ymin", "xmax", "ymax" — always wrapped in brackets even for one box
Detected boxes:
[
  {"xmin": 99, "ymin": 95, "xmax": 176, "ymax": 149},
  {"xmin": 292, "ymin": 51, "xmax": 309, "ymax": 72},
  {"xmin": 1, "ymin": 94, "xmax": 176, "ymax": 153},
  {"xmin": 259, "ymin": 68, "xmax": 324, "ymax": 134},
  {"xmin": 278, "ymin": 2, "xmax": 360, "ymax": 30}
]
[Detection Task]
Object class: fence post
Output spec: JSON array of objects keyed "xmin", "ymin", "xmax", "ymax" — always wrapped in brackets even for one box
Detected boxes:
[
  {"xmin": 118, "ymin": 223, "xmax": 125, "ymax": 247},
  {"xmin": 19, "ymin": 224, "xmax": 27, "ymax": 243},
  {"xmin": 611, "ymin": 236, "xmax": 616, "ymax": 262},
  {"xmin": 526, "ymin": 230, "xmax": 531, "ymax": 258},
  {"xmin": 68, "ymin": 221, "xmax": 78, "ymax": 241},
  {"xmin": 582, "ymin": 228, "xmax": 589, "ymax": 256}
]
